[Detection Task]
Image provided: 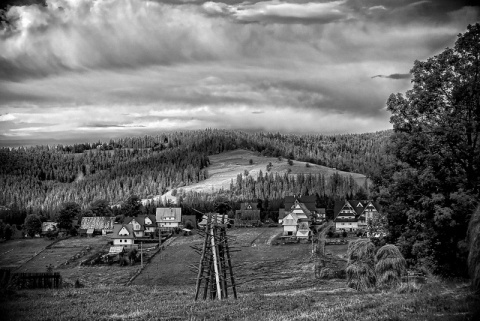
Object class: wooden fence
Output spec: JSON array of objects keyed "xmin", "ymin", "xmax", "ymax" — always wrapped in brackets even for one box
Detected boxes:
[{"xmin": 1, "ymin": 271, "xmax": 62, "ymax": 289}]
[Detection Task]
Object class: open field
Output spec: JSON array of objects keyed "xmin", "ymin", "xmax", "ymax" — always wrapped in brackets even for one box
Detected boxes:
[
  {"xmin": 1, "ymin": 229, "xmax": 479, "ymax": 320},
  {"xmin": 142, "ymin": 149, "xmax": 368, "ymax": 204},
  {"xmin": 1, "ymin": 266, "xmax": 478, "ymax": 321},
  {"xmin": 0, "ymin": 236, "xmax": 160, "ymax": 287},
  {"xmin": 0, "ymin": 238, "xmax": 55, "ymax": 269}
]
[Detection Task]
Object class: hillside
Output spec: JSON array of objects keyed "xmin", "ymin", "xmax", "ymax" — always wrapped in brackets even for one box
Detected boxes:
[
  {"xmin": 0, "ymin": 129, "xmax": 391, "ymax": 221},
  {"xmin": 147, "ymin": 149, "xmax": 368, "ymax": 205}
]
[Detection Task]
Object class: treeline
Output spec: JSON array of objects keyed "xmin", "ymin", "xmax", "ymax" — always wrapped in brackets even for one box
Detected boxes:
[{"xmin": 0, "ymin": 129, "xmax": 391, "ymax": 222}]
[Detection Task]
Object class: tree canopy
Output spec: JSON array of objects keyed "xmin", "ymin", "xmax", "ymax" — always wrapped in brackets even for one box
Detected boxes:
[
  {"xmin": 57, "ymin": 202, "xmax": 81, "ymax": 230},
  {"xmin": 24, "ymin": 214, "xmax": 42, "ymax": 237},
  {"xmin": 382, "ymin": 23, "xmax": 480, "ymax": 276}
]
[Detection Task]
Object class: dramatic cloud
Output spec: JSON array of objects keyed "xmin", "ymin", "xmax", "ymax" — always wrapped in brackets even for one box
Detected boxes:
[
  {"xmin": 372, "ymin": 73, "xmax": 411, "ymax": 80},
  {"xmin": 0, "ymin": 0, "xmax": 479, "ymax": 146},
  {"xmin": 202, "ymin": 1, "xmax": 350, "ymax": 24}
]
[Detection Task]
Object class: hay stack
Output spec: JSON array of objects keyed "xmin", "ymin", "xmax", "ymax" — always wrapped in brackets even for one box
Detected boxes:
[
  {"xmin": 375, "ymin": 244, "xmax": 406, "ymax": 288},
  {"xmin": 468, "ymin": 206, "xmax": 480, "ymax": 294},
  {"xmin": 346, "ymin": 239, "xmax": 376, "ymax": 291}
]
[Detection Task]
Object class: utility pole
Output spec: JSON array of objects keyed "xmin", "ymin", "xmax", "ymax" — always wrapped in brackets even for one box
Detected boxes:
[{"xmin": 141, "ymin": 241, "xmax": 143, "ymax": 268}]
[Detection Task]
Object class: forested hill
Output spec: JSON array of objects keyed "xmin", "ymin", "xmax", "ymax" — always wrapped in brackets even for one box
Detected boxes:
[{"xmin": 0, "ymin": 129, "xmax": 392, "ymax": 216}]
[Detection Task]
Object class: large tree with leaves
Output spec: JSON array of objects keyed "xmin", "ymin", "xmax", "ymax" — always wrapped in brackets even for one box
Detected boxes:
[
  {"xmin": 57, "ymin": 202, "xmax": 81, "ymax": 231},
  {"xmin": 382, "ymin": 24, "xmax": 480, "ymax": 276},
  {"xmin": 121, "ymin": 195, "xmax": 143, "ymax": 217},
  {"xmin": 24, "ymin": 214, "xmax": 42, "ymax": 237}
]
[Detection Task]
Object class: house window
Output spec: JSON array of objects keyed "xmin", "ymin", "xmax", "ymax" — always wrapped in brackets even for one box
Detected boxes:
[{"xmin": 287, "ymin": 231, "xmax": 293, "ymax": 236}]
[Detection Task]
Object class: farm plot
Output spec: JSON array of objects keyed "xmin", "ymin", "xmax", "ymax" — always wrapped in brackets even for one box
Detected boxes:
[
  {"xmin": 133, "ymin": 227, "xmax": 312, "ymax": 292},
  {"xmin": 16, "ymin": 236, "xmax": 110, "ymax": 273},
  {"xmin": 0, "ymin": 238, "xmax": 54, "ymax": 270}
]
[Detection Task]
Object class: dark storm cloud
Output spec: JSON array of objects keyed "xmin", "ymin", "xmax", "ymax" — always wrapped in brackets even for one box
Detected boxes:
[{"xmin": 372, "ymin": 73, "xmax": 411, "ymax": 80}]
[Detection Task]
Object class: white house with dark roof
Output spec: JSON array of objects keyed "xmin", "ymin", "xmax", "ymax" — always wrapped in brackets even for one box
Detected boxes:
[
  {"xmin": 333, "ymin": 200, "xmax": 380, "ymax": 231},
  {"xmin": 111, "ymin": 224, "xmax": 135, "ymax": 248},
  {"xmin": 123, "ymin": 215, "xmax": 157, "ymax": 237},
  {"xmin": 281, "ymin": 200, "xmax": 312, "ymax": 239},
  {"xmin": 156, "ymin": 208, "xmax": 182, "ymax": 229}
]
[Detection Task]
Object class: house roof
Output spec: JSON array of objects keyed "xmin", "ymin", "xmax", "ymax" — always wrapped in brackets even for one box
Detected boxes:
[
  {"xmin": 240, "ymin": 202, "xmax": 258, "ymax": 210},
  {"xmin": 333, "ymin": 200, "xmax": 380, "ymax": 221},
  {"xmin": 112, "ymin": 224, "xmax": 135, "ymax": 239},
  {"xmin": 156, "ymin": 208, "xmax": 182, "ymax": 223},
  {"xmin": 80, "ymin": 217, "xmax": 115, "ymax": 230},
  {"xmin": 296, "ymin": 230, "xmax": 310, "ymax": 237},
  {"xmin": 284, "ymin": 195, "xmax": 316, "ymax": 211},
  {"xmin": 282, "ymin": 213, "xmax": 299, "ymax": 226}
]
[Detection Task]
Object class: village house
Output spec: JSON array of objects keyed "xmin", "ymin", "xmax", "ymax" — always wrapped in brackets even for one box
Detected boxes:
[
  {"xmin": 235, "ymin": 202, "xmax": 261, "ymax": 227},
  {"xmin": 279, "ymin": 195, "xmax": 324, "ymax": 223},
  {"xmin": 123, "ymin": 215, "xmax": 156, "ymax": 237},
  {"xmin": 79, "ymin": 216, "xmax": 115, "ymax": 236},
  {"xmin": 281, "ymin": 198, "xmax": 312, "ymax": 239},
  {"xmin": 156, "ymin": 207, "xmax": 182, "ymax": 230},
  {"xmin": 41, "ymin": 222, "xmax": 58, "ymax": 236},
  {"xmin": 333, "ymin": 200, "xmax": 380, "ymax": 231},
  {"xmin": 111, "ymin": 223, "xmax": 135, "ymax": 248}
]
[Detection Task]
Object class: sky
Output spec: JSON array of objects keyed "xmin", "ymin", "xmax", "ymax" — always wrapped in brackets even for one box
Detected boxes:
[{"xmin": 0, "ymin": 0, "xmax": 479, "ymax": 147}]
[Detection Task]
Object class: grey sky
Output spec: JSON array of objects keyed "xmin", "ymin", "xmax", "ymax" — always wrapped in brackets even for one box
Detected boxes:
[{"xmin": 0, "ymin": 0, "xmax": 479, "ymax": 146}]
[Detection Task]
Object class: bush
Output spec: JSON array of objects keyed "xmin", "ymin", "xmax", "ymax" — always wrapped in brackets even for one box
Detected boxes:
[
  {"xmin": 346, "ymin": 239, "xmax": 376, "ymax": 291},
  {"xmin": 288, "ymin": 159, "xmax": 293, "ymax": 166},
  {"xmin": 342, "ymin": 231, "xmax": 348, "ymax": 238},
  {"xmin": 249, "ymin": 159, "xmax": 253, "ymax": 165},
  {"xmin": 69, "ymin": 227, "xmax": 78, "ymax": 236},
  {"xmin": 306, "ymin": 163, "xmax": 311, "ymax": 168},
  {"xmin": 375, "ymin": 244, "xmax": 406, "ymax": 289}
]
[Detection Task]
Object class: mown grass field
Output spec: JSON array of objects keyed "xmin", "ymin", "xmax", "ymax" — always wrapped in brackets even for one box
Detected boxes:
[{"xmin": 1, "ymin": 228, "xmax": 479, "ymax": 320}]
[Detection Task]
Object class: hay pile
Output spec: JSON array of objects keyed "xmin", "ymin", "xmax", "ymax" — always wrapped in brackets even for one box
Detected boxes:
[
  {"xmin": 468, "ymin": 206, "xmax": 480, "ymax": 294},
  {"xmin": 375, "ymin": 244, "xmax": 406, "ymax": 289},
  {"xmin": 346, "ymin": 239, "xmax": 376, "ymax": 291}
]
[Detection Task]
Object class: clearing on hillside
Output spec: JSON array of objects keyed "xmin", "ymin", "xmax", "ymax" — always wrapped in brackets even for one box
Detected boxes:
[{"xmin": 143, "ymin": 149, "xmax": 368, "ymax": 204}]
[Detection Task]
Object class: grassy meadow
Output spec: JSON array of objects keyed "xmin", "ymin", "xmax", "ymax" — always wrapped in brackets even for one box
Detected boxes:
[
  {"xmin": 143, "ymin": 149, "xmax": 368, "ymax": 205},
  {"xmin": 1, "ymin": 228, "xmax": 479, "ymax": 320}
]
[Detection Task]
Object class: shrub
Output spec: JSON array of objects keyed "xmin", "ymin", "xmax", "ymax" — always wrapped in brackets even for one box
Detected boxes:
[
  {"xmin": 346, "ymin": 239, "xmax": 376, "ymax": 291},
  {"xmin": 327, "ymin": 230, "xmax": 334, "ymax": 238},
  {"xmin": 288, "ymin": 159, "xmax": 293, "ymax": 166},
  {"xmin": 249, "ymin": 159, "xmax": 253, "ymax": 165},
  {"xmin": 468, "ymin": 206, "xmax": 480, "ymax": 294},
  {"xmin": 69, "ymin": 227, "xmax": 78, "ymax": 236},
  {"xmin": 306, "ymin": 163, "xmax": 311, "ymax": 168},
  {"xmin": 375, "ymin": 244, "xmax": 406, "ymax": 289},
  {"xmin": 342, "ymin": 231, "xmax": 347, "ymax": 238}
]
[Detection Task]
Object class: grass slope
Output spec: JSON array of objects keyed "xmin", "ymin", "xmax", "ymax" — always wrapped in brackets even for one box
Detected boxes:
[{"xmin": 143, "ymin": 149, "xmax": 368, "ymax": 205}]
